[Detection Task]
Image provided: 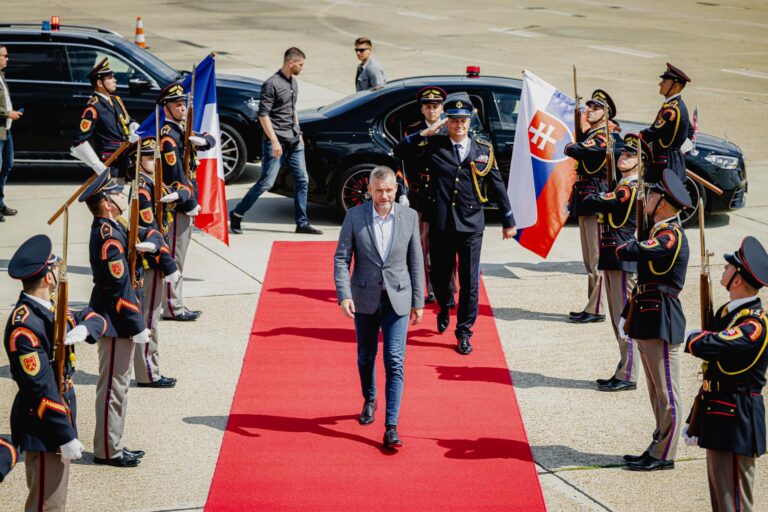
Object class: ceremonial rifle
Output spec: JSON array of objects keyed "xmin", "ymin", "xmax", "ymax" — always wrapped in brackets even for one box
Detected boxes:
[
  {"xmin": 572, "ymin": 65, "xmax": 583, "ymax": 141},
  {"xmin": 635, "ymin": 135, "xmax": 647, "ymax": 239},
  {"xmin": 154, "ymin": 105, "xmax": 165, "ymax": 229},
  {"xmin": 48, "ymin": 141, "xmax": 134, "ymax": 225},
  {"xmin": 128, "ymin": 137, "xmax": 141, "ymax": 290},
  {"xmin": 604, "ymin": 113, "xmax": 616, "ymax": 191},
  {"xmin": 183, "ymin": 64, "xmax": 196, "ymax": 181},
  {"xmin": 52, "ymin": 208, "xmax": 72, "ymax": 423}
]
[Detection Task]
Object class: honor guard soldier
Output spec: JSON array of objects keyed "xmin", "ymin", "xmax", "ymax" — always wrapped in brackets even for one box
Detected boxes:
[
  {"xmin": 641, "ymin": 63, "xmax": 693, "ymax": 183},
  {"xmin": 684, "ymin": 237, "xmax": 768, "ymax": 511},
  {"xmin": 71, "ymin": 58, "xmax": 139, "ymax": 179},
  {"xmin": 564, "ymin": 89, "xmax": 617, "ymax": 324},
  {"xmin": 401, "ymin": 86, "xmax": 447, "ymax": 304},
  {"xmin": 617, "ymin": 169, "xmax": 691, "ymax": 471},
  {"xmin": 0, "ymin": 436, "xmax": 17, "ymax": 483},
  {"xmin": 583, "ymin": 133, "xmax": 651, "ymax": 392},
  {"xmin": 394, "ymin": 94, "xmax": 517, "ymax": 355},
  {"xmin": 4, "ymin": 235, "xmax": 108, "ymax": 509},
  {"xmin": 157, "ymin": 82, "xmax": 215, "ymax": 322},
  {"xmin": 79, "ymin": 169, "xmax": 166, "ymax": 467},
  {"xmin": 132, "ymin": 137, "xmax": 181, "ymax": 388}
]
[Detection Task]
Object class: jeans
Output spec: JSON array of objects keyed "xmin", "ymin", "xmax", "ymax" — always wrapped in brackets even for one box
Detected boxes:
[
  {"xmin": 354, "ymin": 293, "xmax": 409, "ymax": 426},
  {"xmin": 233, "ymin": 138, "xmax": 309, "ymax": 226},
  {"xmin": 0, "ymin": 131, "xmax": 14, "ymax": 208}
]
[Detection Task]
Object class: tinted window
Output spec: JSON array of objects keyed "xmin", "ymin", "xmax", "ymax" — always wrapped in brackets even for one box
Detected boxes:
[
  {"xmin": 106, "ymin": 36, "xmax": 178, "ymax": 83},
  {"xmin": 66, "ymin": 46, "xmax": 148, "ymax": 85},
  {"xmin": 491, "ymin": 91, "xmax": 520, "ymax": 130},
  {"xmin": 2, "ymin": 44, "xmax": 67, "ymax": 81}
]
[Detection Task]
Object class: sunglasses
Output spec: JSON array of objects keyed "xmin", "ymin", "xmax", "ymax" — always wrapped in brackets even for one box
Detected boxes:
[{"xmin": 354, "ymin": 48, "xmax": 370, "ymax": 53}]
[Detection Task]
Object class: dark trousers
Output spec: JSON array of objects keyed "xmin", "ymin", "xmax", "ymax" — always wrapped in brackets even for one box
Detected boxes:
[
  {"xmin": 429, "ymin": 228, "xmax": 483, "ymax": 340},
  {"xmin": 0, "ymin": 131, "xmax": 14, "ymax": 208}
]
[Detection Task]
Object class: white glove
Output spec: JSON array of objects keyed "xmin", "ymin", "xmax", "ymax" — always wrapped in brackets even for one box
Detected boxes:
[
  {"xmin": 189, "ymin": 135, "xmax": 206, "ymax": 147},
  {"xmin": 398, "ymin": 194, "xmax": 410, "ymax": 207},
  {"xmin": 128, "ymin": 122, "xmax": 141, "ymax": 143},
  {"xmin": 160, "ymin": 192, "xmax": 180, "ymax": 203},
  {"xmin": 185, "ymin": 204, "xmax": 201, "ymax": 217},
  {"xmin": 136, "ymin": 241, "xmax": 156, "ymax": 253},
  {"xmin": 70, "ymin": 143, "xmax": 107, "ymax": 174},
  {"xmin": 164, "ymin": 270, "xmax": 181, "ymax": 284},
  {"xmin": 132, "ymin": 328, "xmax": 151, "ymax": 344},
  {"xmin": 682, "ymin": 423, "xmax": 699, "ymax": 447},
  {"xmin": 64, "ymin": 325, "xmax": 88, "ymax": 346},
  {"xmin": 618, "ymin": 316, "xmax": 626, "ymax": 335},
  {"xmin": 60, "ymin": 438, "xmax": 85, "ymax": 460}
]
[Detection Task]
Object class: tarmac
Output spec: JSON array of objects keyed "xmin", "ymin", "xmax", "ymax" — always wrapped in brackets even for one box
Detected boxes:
[{"xmin": 1, "ymin": 1, "xmax": 768, "ymax": 510}]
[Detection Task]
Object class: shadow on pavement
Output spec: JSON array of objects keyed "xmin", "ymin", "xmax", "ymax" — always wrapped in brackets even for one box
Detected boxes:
[
  {"xmin": 492, "ymin": 307, "xmax": 572, "ymax": 322},
  {"xmin": 533, "ymin": 444, "xmax": 624, "ymax": 470},
  {"xmin": 436, "ymin": 437, "xmax": 535, "ymax": 461},
  {"xmin": 509, "ymin": 370, "xmax": 595, "ymax": 390}
]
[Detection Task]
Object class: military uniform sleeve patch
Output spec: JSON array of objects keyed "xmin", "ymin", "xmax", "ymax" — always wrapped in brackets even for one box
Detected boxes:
[
  {"xmin": 9, "ymin": 327, "xmax": 39, "ymax": 353},
  {"xmin": 108, "ymin": 259, "xmax": 125, "ymax": 279},
  {"xmin": 161, "ymin": 125, "xmax": 171, "ymax": 136},
  {"xmin": 87, "ymin": 96, "xmax": 99, "ymax": 106},
  {"xmin": 80, "ymin": 119, "xmax": 92, "ymax": 133},
  {"xmin": 116, "ymin": 297, "xmax": 140, "ymax": 314},
  {"xmin": 583, "ymin": 138, "xmax": 596, "ymax": 148},
  {"xmin": 617, "ymin": 186, "xmax": 631, "ymax": 202},
  {"xmin": 100, "ymin": 223, "xmax": 113, "ymax": 240},
  {"xmin": 37, "ymin": 398, "xmax": 68, "ymax": 419},
  {"xmin": 12, "ymin": 305, "xmax": 29, "ymax": 325},
  {"xmin": 640, "ymin": 239, "xmax": 659, "ymax": 249},
  {"xmin": 741, "ymin": 319, "xmax": 764, "ymax": 342},
  {"xmin": 19, "ymin": 352, "xmax": 41, "ymax": 377},
  {"xmin": 658, "ymin": 229, "xmax": 677, "ymax": 249},
  {"xmin": 717, "ymin": 327, "xmax": 743, "ymax": 341},
  {"xmin": 140, "ymin": 208, "xmax": 154, "ymax": 224},
  {"xmin": 164, "ymin": 152, "xmax": 177, "ymax": 166},
  {"xmin": 101, "ymin": 239, "xmax": 124, "ymax": 260}
]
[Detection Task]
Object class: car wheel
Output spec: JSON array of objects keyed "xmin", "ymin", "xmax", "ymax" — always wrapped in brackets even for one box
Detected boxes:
[
  {"xmin": 338, "ymin": 164, "xmax": 376, "ymax": 213},
  {"xmin": 679, "ymin": 173, "xmax": 704, "ymax": 226},
  {"xmin": 220, "ymin": 123, "xmax": 247, "ymax": 183}
]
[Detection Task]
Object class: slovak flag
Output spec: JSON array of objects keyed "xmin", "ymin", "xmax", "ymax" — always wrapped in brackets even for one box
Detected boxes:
[
  {"xmin": 138, "ymin": 54, "xmax": 229, "ymax": 245},
  {"xmin": 507, "ymin": 71, "xmax": 576, "ymax": 258}
]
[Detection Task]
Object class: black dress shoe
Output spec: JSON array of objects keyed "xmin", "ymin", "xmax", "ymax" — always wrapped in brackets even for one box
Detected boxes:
[
  {"xmin": 623, "ymin": 451, "xmax": 649, "ymax": 463},
  {"xmin": 137, "ymin": 376, "xmax": 177, "ymax": 388},
  {"xmin": 0, "ymin": 205, "xmax": 17, "ymax": 216},
  {"xmin": 123, "ymin": 448, "xmax": 145, "ymax": 459},
  {"xmin": 569, "ymin": 310, "xmax": 584, "ymax": 318},
  {"xmin": 568, "ymin": 312, "xmax": 605, "ymax": 324},
  {"xmin": 456, "ymin": 338, "xmax": 473, "ymax": 355},
  {"xmin": 437, "ymin": 310, "xmax": 450, "ymax": 333},
  {"xmin": 598, "ymin": 379, "xmax": 637, "ymax": 392},
  {"xmin": 0, "ymin": 213, "xmax": 4, "ymax": 222},
  {"xmin": 626, "ymin": 455, "xmax": 674, "ymax": 471},
  {"xmin": 425, "ymin": 293, "xmax": 436, "ymax": 304},
  {"xmin": 383, "ymin": 426, "xmax": 402, "ymax": 450},
  {"xmin": 187, "ymin": 310, "xmax": 202, "ymax": 319},
  {"xmin": 359, "ymin": 400, "xmax": 377, "ymax": 425},
  {"xmin": 596, "ymin": 376, "xmax": 616, "ymax": 386},
  {"xmin": 164, "ymin": 311, "xmax": 199, "ymax": 322},
  {"xmin": 93, "ymin": 455, "xmax": 140, "ymax": 467},
  {"xmin": 229, "ymin": 211, "xmax": 242, "ymax": 234},
  {"xmin": 295, "ymin": 224, "xmax": 323, "ymax": 235}
]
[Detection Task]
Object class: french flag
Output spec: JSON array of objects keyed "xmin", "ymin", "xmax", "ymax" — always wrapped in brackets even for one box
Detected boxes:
[
  {"xmin": 507, "ymin": 71, "xmax": 577, "ymax": 258},
  {"xmin": 138, "ymin": 54, "xmax": 229, "ymax": 245}
]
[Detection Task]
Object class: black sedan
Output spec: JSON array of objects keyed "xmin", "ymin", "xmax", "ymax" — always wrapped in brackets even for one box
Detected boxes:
[{"xmin": 270, "ymin": 74, "xmax": 747, "ymax": 224}]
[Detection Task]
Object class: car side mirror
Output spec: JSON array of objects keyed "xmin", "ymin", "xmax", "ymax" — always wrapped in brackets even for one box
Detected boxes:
[{"xmin": 128, "ymin": 75, "xmax": 151, "ymax": 94}]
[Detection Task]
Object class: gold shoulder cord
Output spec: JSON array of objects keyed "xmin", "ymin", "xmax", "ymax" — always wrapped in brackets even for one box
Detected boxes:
[
  {"xmin": 608, "ymin": 185, "xmax": 637, "ymax": 229},
  {"xmin": 658, "ymin": 102, "xmax": 681, "ymax": 149},
  {"xmin": 717, "ymin": 310, "xmax": 768, "ymax": 376},
  {"xmin": 470, "ymin": 140, "xmax": 495, "ymax": 203},
  {"xmin": 649, "ymin": 225, "xmax": 682, "ymax": 276}
]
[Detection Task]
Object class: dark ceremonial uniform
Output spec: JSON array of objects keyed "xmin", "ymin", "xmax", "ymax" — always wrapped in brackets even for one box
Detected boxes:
[
  {"xmin": 159, "ymin": 119, "xmax": 199, "ymax": 214},
  {"xmin": 4, "ymin": 234, "xmax": 107, "ymax": 510},
  {"xmin": 617, "ymin": 169, "xmax": 691, "ymax": 469},
  {"xmin": 640, "ymin": 63, "xmax": 693, "ymax": 183},
  {"xmin": 0, "ymin": 436, "xmax": 17, "ymax": 483},
  {"xmin": 393, "ymin": 96, "xmax": 514, "ymax": 353},
  {"xmin": 685, "ymin": 236, "xmax": 768, "ymax": 511},
  {"xmin": 402, "ymin": 119, "xmax": 432, "ymax": 215}
]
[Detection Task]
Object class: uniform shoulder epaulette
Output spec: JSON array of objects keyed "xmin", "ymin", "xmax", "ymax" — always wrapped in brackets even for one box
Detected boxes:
[
  {"xmin": 100, "ymin": 222, "xmax": 113, "ymax": 240},
  {"xmin": 665, "ymin": 98, "xmax": 679, "ymax": 108},
  {"xmin": 12, "ymin": 305, "xmax": 30, "ymax": 325},
  {"xmin": 87, "ymin": 95, "xmax": 99, "ymax": 106},
  {"xmin": 116, "ymin": 217, "xmax": 129, "ymax": 230},
  {"xmin": 475, "ymin": 137, "xmax": 492, "ymax": 147},
  {"xmin": 161, "ymin": 125, "xmax": 172, "ymax": 135}
]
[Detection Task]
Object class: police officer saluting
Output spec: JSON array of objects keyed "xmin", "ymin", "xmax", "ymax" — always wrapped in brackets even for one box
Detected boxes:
[
  {"xmin": 640, "ymin": 63, "xmax": 693, "ymax": 183},
  {"xmin": 684, "ymin": 236, "xmax": 768, "ymax": 511},
  {"xmin": 71, "ymin": 58, "xmax": 139, "ymax": 178},
  {"xmin": 394, "ymin": 93, "xmax": 516, "ymax": 355},
  {"xmin": 4, "ymin": 235, "xmax": 108, "ymax": 509},
  {"xmin": 565, "ymin": 89, "xmax": 616, "ymax": 324},
  {"xmin": 618, "ymin": 169, "xmax": 691, "ymax": 471},
  {"xmin": 583, "ymin": 133, "xmax": 650, "ymax": 392}
]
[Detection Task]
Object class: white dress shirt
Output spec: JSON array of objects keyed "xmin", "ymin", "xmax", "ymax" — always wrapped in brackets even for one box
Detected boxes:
[
  {"xmin": 372, "ymin": 205, "xmax": 395, "ymax": 261},
  {"xmin": 727, "ymin": 295, "xmax": 760, "ymax": 314},
  {"xmin": 450, "ymin": 136, "xmax": 470, "ymax": 163}
]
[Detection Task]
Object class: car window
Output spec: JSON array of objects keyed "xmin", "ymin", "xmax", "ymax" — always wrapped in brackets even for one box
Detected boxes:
[
  {"xmin": 66, "ymin": 46, "xmax": 149, "ymax": 85},
  {"xmin": 491, "ymin": 91, "xmax": 520, "ymax": 131},
  {"xmin": 2, "ymin": 43, "xmax": 67, "ymax": 82},
  {"xmin": 384, "ymin": 94, "xmax": 486, "ymax": 140},
  {"xmin": 106, "ymin": 36, "xmax": 178, "ymax": 84}
]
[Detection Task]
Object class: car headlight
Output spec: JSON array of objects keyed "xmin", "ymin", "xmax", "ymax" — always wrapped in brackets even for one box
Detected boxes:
[
  {"xmin": 244, "ymin": 98, "xmax": 260, "ymax": 115},
  {"xmin": 704, "ymin": 154, "xmax": 740, "ymax": 170}
]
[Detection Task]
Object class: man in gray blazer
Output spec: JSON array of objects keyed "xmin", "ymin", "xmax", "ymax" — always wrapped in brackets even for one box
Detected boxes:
[
  {"xmin": 354, "ymin": 37, "xmax": 386, "ymax": 92},
  {"xmin": 334, "ymin": 166, "xmax": 424, "ymax": 450}
]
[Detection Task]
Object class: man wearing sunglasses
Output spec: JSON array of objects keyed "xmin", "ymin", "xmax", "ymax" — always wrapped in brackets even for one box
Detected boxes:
[{"xmin": 354, "ymin": 37, "xmax": 386, "ymax": 92}]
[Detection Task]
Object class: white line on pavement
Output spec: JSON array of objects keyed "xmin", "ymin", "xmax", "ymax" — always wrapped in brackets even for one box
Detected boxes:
[
  {"xmin": 722, "ymin": 68, "xmax": 768, "ymax": 80},
  {"xmin": 588, "ymin": 45, "xmax": 663, "ymax": 58},
  {"xmin": 396, "ymin": 10, "xmax": 449, "ymax": 21},
  {"xmin": 489, "ymin": 28, "xmax": 545, "ymax": 38}
]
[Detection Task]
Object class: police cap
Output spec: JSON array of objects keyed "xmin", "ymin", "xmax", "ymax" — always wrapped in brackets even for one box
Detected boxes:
[{"xmin": 725, "ymin": 236, "xmax": 768, "ymax": 289}]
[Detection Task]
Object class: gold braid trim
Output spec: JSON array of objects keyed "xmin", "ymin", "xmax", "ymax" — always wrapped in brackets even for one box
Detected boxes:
[
  {"xmin": 470, "ymin": 140, "xmax": 495, "ymax": 204},
  {"xmin": 608, "ymin": 185, "xmax": 638, "ymax": 229}
]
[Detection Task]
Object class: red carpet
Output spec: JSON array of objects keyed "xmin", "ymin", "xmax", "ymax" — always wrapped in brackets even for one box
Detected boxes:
[{"xmin": 205, "ymin": 242, "xmax": 545, "ymax": 511}]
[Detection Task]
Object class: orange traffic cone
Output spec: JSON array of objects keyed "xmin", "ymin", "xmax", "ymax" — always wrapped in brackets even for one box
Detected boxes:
[{"xmin": 134, "ymin": 16, "xmax": 146, "ymax": 48}]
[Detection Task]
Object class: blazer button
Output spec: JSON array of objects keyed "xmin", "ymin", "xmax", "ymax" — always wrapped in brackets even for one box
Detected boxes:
[
  {"xmin": 451, "ymin": 202, "xmax": 456, "ymax": 207},
  {"xmin": 453, "ymin": 190, "xmax": 458, "ymax": 194},
  {"xmin": 455, "ymin": 178, "xmax": 459, "ymax": 182}
]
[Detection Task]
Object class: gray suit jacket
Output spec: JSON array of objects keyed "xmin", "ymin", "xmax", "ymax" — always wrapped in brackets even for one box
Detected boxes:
[{"xmin": 334, "ymin": 202, "xmax": 424, "ymax": 316}]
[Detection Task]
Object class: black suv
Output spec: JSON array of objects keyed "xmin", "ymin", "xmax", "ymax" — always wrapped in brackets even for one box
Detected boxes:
[{"xmin": 0, "ymin": 22, "xmax": 263, "ymax": 182}]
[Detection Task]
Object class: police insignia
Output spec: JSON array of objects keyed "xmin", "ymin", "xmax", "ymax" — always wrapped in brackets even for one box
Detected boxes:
[
  {"xmin": 165, "ymin": 152, "xmax": 177, "ymax": 166},
  {"xmin": 20, "ymin": 352, "xmax": 41, "ymax": 377},
  {"xmin": 476, "ymin": 154, "xmax": 489, "ymax": 164},
  {"xmin": 719, "ymin": 327, "xmax": 743, "ymax": 340},
  {"xmin": 583, "ymin": 139, "xmax": 596, "ymax": 148},
  {"xmin": 80, "ymin": 119, "xmax": 92, "ymax": 132},
  {"xmin": 109, "ymin": 259, "xmax": 125, "ymax": 279},
  {"xmin": 140, "ymin": 208, "xmax": 154, "ymax": 224},
  {"xmin": 640, "ymin": 239, "xmax": 659, "ymax": 248},
  {"xmin": 743, "ymin": 319, "xmax": 763, "ymax": 341},
  {"xmin": 456, "ymin": 100, "xmax": 463, "ymax": 108},
  {"xmin": 12, "ymin": 305, "xmax": 29, "ymax": 325}
]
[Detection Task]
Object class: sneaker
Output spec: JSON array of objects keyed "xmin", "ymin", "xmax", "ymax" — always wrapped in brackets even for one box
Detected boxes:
[{"xmin": 296, "ymin": 224, "xmax": 323, "ymax": 235}]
